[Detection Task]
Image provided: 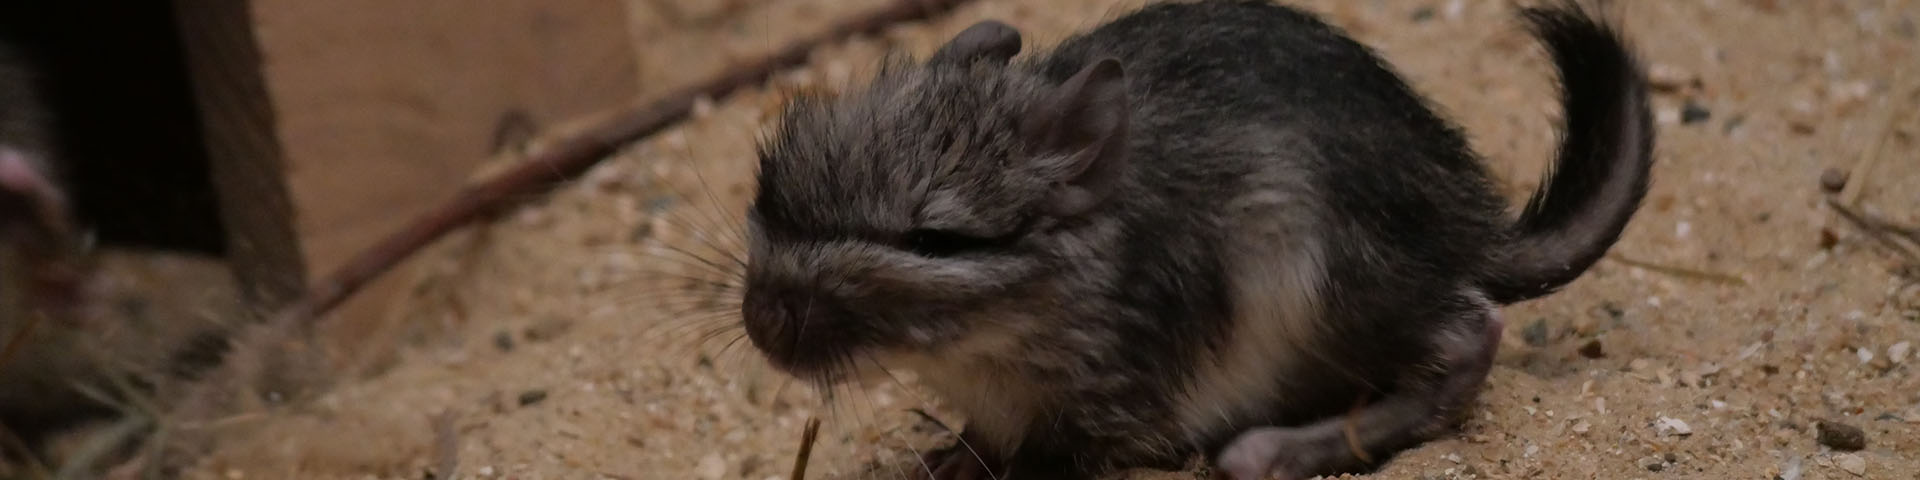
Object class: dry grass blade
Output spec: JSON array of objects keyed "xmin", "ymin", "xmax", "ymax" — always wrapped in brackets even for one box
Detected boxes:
[
  {"xmin": 429, "ymin": 409, "xmax": 459, "ymax": 479},
  {"xmin": 789, "ymin": 416, "xmax": 822, "ymax": 480},
  {"xmin": 1606, "ymin": 254, "xmax": 1747, "ymax": 286},
  {"xmin": 1826, "ymin": 196, "xmax": 1920, "ymax": 262}
]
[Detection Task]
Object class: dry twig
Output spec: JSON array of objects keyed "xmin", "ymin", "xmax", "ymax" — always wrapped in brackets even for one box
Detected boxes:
[
  {"xmin": 1606, "ymin": 254, "xmax": 1748, "ymax": 286},
  {"xmin": 1826, "ymin": 196, "xmax": 1920, "ymax": 262},
  {"xmin": 789, "ymin": 417, "xmax": 822, "ymax": 480}
]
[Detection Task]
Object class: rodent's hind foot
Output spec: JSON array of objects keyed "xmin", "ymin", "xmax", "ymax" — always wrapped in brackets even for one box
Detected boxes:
[{"xmin": 1214, "ymin": 307, "xmax": 1503, "ymax": 480}]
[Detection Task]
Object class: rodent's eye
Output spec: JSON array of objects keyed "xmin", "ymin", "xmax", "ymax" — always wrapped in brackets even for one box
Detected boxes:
[{"xmin": 902, "ymin": 228, "xmax": 997, "ymax": 257}]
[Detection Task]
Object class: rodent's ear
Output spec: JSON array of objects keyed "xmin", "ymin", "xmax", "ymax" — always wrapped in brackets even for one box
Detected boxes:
[
  {"xmin": 929, "ymin": 20, "xmax": 1022, "ymax": 66},
  {"xmin": 1022, "ymin": 57, "xmax": 1129, "ymax": 218}
]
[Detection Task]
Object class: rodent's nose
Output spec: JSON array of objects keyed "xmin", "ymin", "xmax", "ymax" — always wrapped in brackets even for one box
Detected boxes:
[{"xmin": 741, "ymin": 288, "xmax": 851, "ymax": 374}]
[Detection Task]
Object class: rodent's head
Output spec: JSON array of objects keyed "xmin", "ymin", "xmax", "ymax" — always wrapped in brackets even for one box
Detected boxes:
[{"xmin": 741, "ymin": 20, "xmax": 1129, "ymax": 381}]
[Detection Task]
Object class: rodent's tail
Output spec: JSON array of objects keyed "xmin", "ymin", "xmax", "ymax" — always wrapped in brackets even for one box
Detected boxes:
[{"xmin": 1480, "ymin": 1, "xmax": 1654, "ymax": 305}]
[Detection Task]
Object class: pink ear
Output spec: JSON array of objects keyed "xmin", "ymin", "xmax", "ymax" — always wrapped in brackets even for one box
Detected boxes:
[
  {"xmin": 1022, "ymin": 57, "xmax": 1129, "ymax": 217},
  {"xmin": 0, "ymin": 146, "xmax": 71, "ymax": 242}
]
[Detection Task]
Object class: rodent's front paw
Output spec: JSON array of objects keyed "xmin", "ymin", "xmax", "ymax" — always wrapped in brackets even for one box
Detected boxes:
[{"xmin": 1214, "ymin": 427, "xmax": 1317, "ymax": 480}]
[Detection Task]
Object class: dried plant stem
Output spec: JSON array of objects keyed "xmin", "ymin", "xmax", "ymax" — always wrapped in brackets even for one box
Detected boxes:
[
  {"xmin": 789, "ymin": 417, "xmax": 823, "ymax": 480},
  {"xmin": 1826, "ymin": 196, "xmax": 1920, "ymax": 262},
  {"xmin": 1606, "ymin": 254, "xmax": 1747, "ymax": 286}
]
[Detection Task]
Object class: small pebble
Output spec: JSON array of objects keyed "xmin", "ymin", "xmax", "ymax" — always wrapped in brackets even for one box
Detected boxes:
[
  {"xmin": 519, "ymin": 389, "xmax": 549, "ymax": 407},
  {"xmin": 1818, "ymin": 228, "xmax": 1839, "ymax": 250},
  {"xmin": 1657, "ymin": 416, "xmax": 1693, "ymax": 436},
  {"xmin": 1522, "ymin": 318, "xmax": 1552, "ymax": 346},
  {"xmin": 1648, "ymin": 63, "xmax": 1698, "ymax": 92},
  {"xmin": 1578, "ymin": 339, "xmax": 1606, "ymax": 358},
  {"xmin": 494, "ymin": 330, "xmax": 515, "ymax": 352},
  {"xmin": 1780, "ymin": 456, "xmax": 1804, "ymax": 480},
  {"xmin": 1681, "ymin": 99, "xmax": 1712, "ymax": 125},
  {"xmin": 1638, "ymin": 455, "xmax": 1666, "ymax": 471},
  {"xmin": 1888, "ymin": 341, "xmax": 1911, "ymax": 364},
  {"xmin": 1656, "ymin": 107, "xmax": 1681, "ymax": 125},
  {"xmin": 1819, "ymin": 167, "xmax": 1850, "ymax": 193},
  {"xmin": 1834, "ymin": 453, "xmax": 1866, "ymax": 476},
  {"xmin": 1816, "ymin": 419, "xmax": 1867, "ymax": 451}
]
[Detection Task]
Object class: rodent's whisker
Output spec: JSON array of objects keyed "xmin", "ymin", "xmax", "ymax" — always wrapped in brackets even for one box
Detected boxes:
[
  {"xmin": 637, "ymin": 311, "xmax": 740, "ymax": 348},
  {"xmin": 859, "ymin": 353, "xmax": 996, "ymax": 480},
  {"xmin": 645, "ymin": 241, "xmax": 745, "ymax": 281},
  {"xmin": 655, "ymin": 140, "xmax": 750, "ymax": 266}
]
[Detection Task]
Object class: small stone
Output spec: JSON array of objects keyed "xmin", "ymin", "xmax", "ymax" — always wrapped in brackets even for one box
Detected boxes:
[
  {"xmin": 1834, "ymin": 453, "xmax": 1866, "ymax": 476},
  {"xmin": 1819, "ymin": 168, "xmax": 1850, "ymax": 193},
  {"xmin": 696, "ymin": 453, "xmax": 728, "ymax": 479},
  {"xmin": 1680, "ymin": 369, "xmax": 1703, "ymax": 387},
  {"xmin": 1523, "ymin": 318, "xmax": 1552, "ymax": 346},
  {"xmin": 1572, "ymin": 421, "xmax": 1591, "ymax": 433},
  {"xmin": 1638, "ymin": 455, "xmax": 1666, "ymax": 471},
  {"xmin": 1648, "ymin": 63, "xmax": 1697, "ymax": 92},
  {"xmin": 1818, "ymin": 228, "xmax": 1839, "ymax": 250},
  {"xmin": 518, "ymin": 389, "xmax": 549, "ymax": 407},
  {"xmin": 1578, "ymin": 339, "xmax": 1606, "ymax": 358},
  {"xmin": 1815, "ymin": 419, "xmax": 1867, "ymax": 451},
  {"xmin": 1856, "ymin": 348, "xmax": 1874, "ymax": 365},
  {"xmin": 1681, "ymin": 99, "xmax": 1712, "ymax": 125},
  {"xmin": 1888, "ymin": 341, "xmax": 1912, "ymax": 364},
  {"xmin": 494, "ymin": 330, "xmax": 515, "ymax": 352},
  {"xmin": 1656, "ymin": 107, "xmax": 1681, "ymax": 125},
  {"xmin": 1657, "ymin": 416, "xmax": 1693, "ymax": 436}
]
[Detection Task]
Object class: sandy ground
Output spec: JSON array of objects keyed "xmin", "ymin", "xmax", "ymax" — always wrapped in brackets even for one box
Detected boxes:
[{"xmin": 171, "ymin": 0, "xmax": 1919, "ymax": 479}]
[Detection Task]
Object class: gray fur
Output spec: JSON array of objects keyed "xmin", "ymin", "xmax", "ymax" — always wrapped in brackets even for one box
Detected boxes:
[{"xmin": 740, "ymin": 1, "xmax": 1652, "ymax": 478}]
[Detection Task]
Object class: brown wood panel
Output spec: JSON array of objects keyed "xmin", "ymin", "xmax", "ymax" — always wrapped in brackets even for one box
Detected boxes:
[
  {"xmin": 249, "ymin": 0, "xmax": 641, "ymax": 337},
  {"xmin": 173, "ymin": 0, "xmax": 308, "ymax": 310}
]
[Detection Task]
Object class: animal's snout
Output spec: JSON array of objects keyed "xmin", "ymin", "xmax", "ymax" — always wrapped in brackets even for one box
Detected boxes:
[{"xmin": 740, "ymin": 286, "xmax": 853, "ymax": 375}]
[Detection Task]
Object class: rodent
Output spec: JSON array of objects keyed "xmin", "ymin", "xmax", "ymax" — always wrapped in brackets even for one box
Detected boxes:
[
  {"xmin": 0, "ymin": 39, "xmax": 241, "ymax": 461},
  {"xmin": 736, "ymin": 1, "xmax": 1653, "ymax": 479}
]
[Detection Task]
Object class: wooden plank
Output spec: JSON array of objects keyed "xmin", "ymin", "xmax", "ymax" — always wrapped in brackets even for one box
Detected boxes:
[
  {"xmin": 248, "ymin": 0, "xmax": 641, "ymax": 341},
  {"xmin": 171, "ymin": 0, "xmax": 308, "ymax": 310}
]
